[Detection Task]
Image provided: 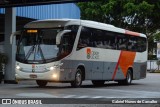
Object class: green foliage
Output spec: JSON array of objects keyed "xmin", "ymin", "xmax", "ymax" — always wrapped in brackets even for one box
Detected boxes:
[
  {"xmin": 78, "ymin": 0, "xmax": 160, "ymax": 56},
  {"xmin": 148, "ymin": 35, "xmax": 156, "ymax": 55},
  {"xmin": 78, "ymin": 0, "xmax": 159, "ymax": 33},
  {"xmin": 148, "ymin": 55, "xmax": 157, "ymax": 60},
  {"xmin": 154, "ymin": 32, "xmax": 160, "ymax": 42}
]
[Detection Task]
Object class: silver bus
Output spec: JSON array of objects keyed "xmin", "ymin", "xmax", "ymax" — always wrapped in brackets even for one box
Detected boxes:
[{"xmin": 13, "ymin": 19, "xmax": 147, "ymax": 87}]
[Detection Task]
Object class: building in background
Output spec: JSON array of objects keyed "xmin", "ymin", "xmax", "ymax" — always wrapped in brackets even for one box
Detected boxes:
[{"xmin": 0, "ymin": 3, "xmax": 80, "ymax": 52}]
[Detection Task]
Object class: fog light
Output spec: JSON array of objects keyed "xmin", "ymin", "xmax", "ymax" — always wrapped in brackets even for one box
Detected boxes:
[
  {"xmin": 52, "ymin": 74, "xmax": 57, "ymax": 78},
  {"xmin": 16, "ymin": 66, "xmax": 20, "ymax": 70}
]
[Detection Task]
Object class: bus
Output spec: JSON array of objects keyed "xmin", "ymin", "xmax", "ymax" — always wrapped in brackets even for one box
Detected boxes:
[{"xmin": 13, "ymin": 19, "xmax": 147, "ymax": 87}]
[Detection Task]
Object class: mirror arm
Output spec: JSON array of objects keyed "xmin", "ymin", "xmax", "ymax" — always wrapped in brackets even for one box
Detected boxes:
[
  {"xmin": 10, "ymin": 31, "xmax": 21, "ymax": 44},
  {"xmin": 56, "ymin": 30, "xmax": 71, "ymax": 45}
]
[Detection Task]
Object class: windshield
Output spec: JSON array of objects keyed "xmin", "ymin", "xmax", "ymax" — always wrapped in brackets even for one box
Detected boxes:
[
  {"xmin": 16, "ymin": 29, "xmax": 62, "ymax": 64},
  {"xmin": 16, "ymin": 26, "xmax": 78, "ymax": 64}
]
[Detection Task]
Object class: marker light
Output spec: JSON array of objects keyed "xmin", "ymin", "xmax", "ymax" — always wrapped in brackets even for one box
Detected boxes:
[
  {"xmin": 27, "ymin": 30, "xmax": 37, "ymax": 33},
  {"xmin": 16, "ymin": 66, "xmax": 20, "ymax": 70}
]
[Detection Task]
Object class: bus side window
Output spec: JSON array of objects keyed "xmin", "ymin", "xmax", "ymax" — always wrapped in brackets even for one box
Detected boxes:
[
  {"xmin": 137, "ymin": 37, "xmax": 147, "ymax": 52},
  {"xmin": 77, "ymin": 27, "xmax": 91, "ymax": 50},
  {"xmin": 58, "ymin": 32, "xmax": 76, "ymax": 59},
  {"xmin": 117, "ymin": 35, "xmax": 128, "ymax": 50},
  {"xmin": 128, "ymin": 36, "xmax": 137, "ymax": 52},
  {"xmin": 103, "ymin": 31, "xmax": 116, "ymax": 49},
  {"xmin": 62, "ymin": 33, "xmax": 75, "ymax": 52},
  {"xmin": 128, "ymin": 36, "xmax": 146, "ymax": 52}
]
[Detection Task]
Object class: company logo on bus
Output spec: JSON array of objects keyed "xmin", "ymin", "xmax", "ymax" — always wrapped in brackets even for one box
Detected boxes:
[
  {"xmin": 32, "ymin": 64, "xmax": 35, "ymax": 73},
  {"xmin": 86, "ymin": 48, "xmax": 99, "ymax": 59},
  {"xmin": 86, "ymin": 48, "xmax": 92, "ymax": 59}
]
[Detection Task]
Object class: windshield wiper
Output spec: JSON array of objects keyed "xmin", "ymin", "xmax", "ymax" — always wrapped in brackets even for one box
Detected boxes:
[
  {"xmin": 36, "ymin": 32, "xmax": 46, "ymax": 63},
  {"xmin": 24, "ymin": 45, "xmax": 35, "ymax": 62},
  {"xmin": 36, "ymin": 44, "xmax": 46, "ymax": 63}
]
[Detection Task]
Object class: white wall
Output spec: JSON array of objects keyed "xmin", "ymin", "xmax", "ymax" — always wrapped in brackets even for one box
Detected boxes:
[{"xmin": 147, "ymin": 60, "xmax": 159, "ymax": 70}]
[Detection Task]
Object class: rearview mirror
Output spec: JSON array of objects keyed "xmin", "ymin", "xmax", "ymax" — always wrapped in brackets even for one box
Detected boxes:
[
  {"xmin": 10, "ymin": 31, "xmax": 21, "ymax": 44},
  {"xmin": 56, "ymin": 30, "xmax": 71, "ymax": 45}
]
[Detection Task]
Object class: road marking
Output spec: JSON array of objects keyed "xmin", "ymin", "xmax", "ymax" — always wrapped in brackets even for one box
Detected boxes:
[
  {"xmin": 16, "ymin": 93, "xmax": 57, "ymax": 98},
  {"xmin": 92, "ymin": 96, "xmax": 104, "ymax": 98},
  {"xmin": 77, "ymin": 96, "xmax": 89, "ymax": 98},
  {"xmin": 89, "ymin": 88, "xmax": 160, "ymax": 98},
  {"xmin": 63, "ymin": 95, "xmax": 76, "ymax": 98},
  {"xmin": 16, "ymin": 88, "xmax": 160, "ymax": 99}
]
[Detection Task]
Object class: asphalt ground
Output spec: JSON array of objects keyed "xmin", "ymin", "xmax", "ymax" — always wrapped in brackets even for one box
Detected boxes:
[{"xmin": 0, "ymin": 73, "xmax": 160, "ymax": 107}]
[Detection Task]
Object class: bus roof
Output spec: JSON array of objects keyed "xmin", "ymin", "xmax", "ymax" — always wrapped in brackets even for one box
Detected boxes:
[{"xmin": 24, "ymin": 19, "xmax": 146, "ymax": 38}]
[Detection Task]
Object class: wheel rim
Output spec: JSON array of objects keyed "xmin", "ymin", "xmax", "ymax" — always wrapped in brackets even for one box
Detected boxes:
[
  {"xmin": 76, "ymin": 71, "xmax": 82, "ymax": 86},
  {"xmin": 127, "ymin": 72, "xmax": 131, "ymax": 83}
]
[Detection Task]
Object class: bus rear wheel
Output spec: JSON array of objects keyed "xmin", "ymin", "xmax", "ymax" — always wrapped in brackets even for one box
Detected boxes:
[
  {"xmin": 71, "ymin": 69, "xmax": 82, "ymax": 88},
  {"xmin": 92, "ymin": 80, "xmax": 105, "ymax": 86},
  {"xmin": 118, "ymin": 69, "xmax": 132, "ymax": 85},
  {"xmin": 36, "ymin": 80, "xmax": 48, "ymax": 87}
]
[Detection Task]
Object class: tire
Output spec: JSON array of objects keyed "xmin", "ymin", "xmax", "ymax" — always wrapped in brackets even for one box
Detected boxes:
[
  {"xmin": 36, "ymin": 80, "xmax": 48, "ymax": 87},
  {"xmin": 118, "ymin": 69, "xmax": 132, "ymax": 85},
  {"xmin": 92, "ymin": 80, "xmax": 105, "ymax": 86},
  {"xmin": 71, "ymin": 69, "xmax": 82, "ymax": 88}
]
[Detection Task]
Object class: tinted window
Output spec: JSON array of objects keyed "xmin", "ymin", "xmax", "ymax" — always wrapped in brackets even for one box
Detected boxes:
[
  {"xmin": 91, "ymin": 29, "xmax": 103, "ymax": 48},
  {"xmin": 117, "ymin": 34, "xmax": 128, "ymax": 50},
  {"xmin": 128, "ymin": 36, "xmax": 137, "ymax": 51},
  {"xmin": 128, "ymin": 36, "xmax": 147, "ymax": 52},
  {"xmin": 77, "ymin": 26, "xmax": 147, "ymax": 52},
  {"xmin": 77, "ymin": 27, "xmax": 92, "ymax": 50},
  {"xmin": 65, "ymin": 25, "xmax": 79, "ymax": 32},
  {"xmin": 137, "ymin": 37, "xmax": 147, "ymax": 52},
  {"xmin": 103, "ymin": 31, "xmax": 117, "ymax": 49}
]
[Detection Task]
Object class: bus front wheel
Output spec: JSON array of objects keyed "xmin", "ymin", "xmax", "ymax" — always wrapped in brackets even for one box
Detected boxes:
[
  {"xmin": 71, "ymin": 69, "xmax": 82, "ymax": 88},
  {"xmin": 36, "ymin": 80, "xmax": 48, "ymax": 87}
]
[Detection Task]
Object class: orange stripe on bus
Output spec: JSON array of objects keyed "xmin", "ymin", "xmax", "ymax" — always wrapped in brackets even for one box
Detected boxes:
[
  {"xmin": 112, "ymin": 51, "xmax": 123, "ymax": 80},
  {"xmin": 112, "ymin": 51, "xmax": 136, "ymax": 80},
  {"xmin": 119, "ymin": 51, "xmax": 136, "ymax": 77},
  {"xmin": 125, "ymin": 30, "xmax": 140, "ymax": 36}
]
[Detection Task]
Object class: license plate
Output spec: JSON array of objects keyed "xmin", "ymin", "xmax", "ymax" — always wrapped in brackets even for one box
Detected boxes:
[{"xmin": 29, "ymin": 74, "xmax": 37, "ymax": 78}]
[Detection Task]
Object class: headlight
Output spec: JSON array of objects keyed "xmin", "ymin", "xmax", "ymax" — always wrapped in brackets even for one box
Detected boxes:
[
  {"xmin": 16, "ymin": 66, "xmax": 20, "ymax": 70},
  {"xmin": 50, "ymin": 67, "xmax": 55, "ymax": 70}
]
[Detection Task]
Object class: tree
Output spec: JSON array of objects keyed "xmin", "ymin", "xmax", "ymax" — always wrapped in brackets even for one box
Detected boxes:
[
  {"xmin": 78, "ymin": 0, "xmax": 160, "ymax": 55},
  {"xmin": 78, "ymin": 0, "xmax": 159, "ymax": 32}
]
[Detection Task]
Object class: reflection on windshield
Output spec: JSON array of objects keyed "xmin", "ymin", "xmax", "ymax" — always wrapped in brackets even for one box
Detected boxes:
[
  {"xmin": 16, "ymin": 26, "xmax": 78, "ymax": 64},
  {"xmin": 16, "ymin": 29, "xmax": 61, "ymax": 63},
  {"xmin": 24, "ymin": 45, "xmax": 58, "ymax": 60}
]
